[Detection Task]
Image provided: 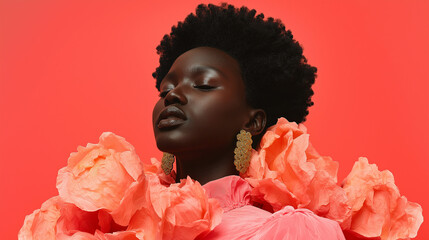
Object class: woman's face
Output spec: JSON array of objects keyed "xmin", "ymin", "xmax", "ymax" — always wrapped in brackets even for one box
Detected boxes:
[{"xmin": 152, "ymin": 47, "xmax": 252, "ymax": 155}]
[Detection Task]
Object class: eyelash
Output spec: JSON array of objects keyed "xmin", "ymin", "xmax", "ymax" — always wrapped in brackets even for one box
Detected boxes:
[
  {"xmin": 194, "ymin": 85, "xmax": 216, "ymax": 91},
  {"xmin": 158, "ymin": 85, "xmax": 216, "ymax": 98}
]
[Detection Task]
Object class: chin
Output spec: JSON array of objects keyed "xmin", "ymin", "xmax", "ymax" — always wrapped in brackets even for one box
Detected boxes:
[{"xmin": 154, "ymin": 130, "xmax": 188, "ymax": 153}]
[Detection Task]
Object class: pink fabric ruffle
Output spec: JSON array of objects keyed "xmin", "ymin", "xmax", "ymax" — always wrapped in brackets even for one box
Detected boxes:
[
  {"xmin": 201, "ymin": 176, "xmax": 345, "ymax": 240},
  {"xmin": 19, "ymin": 119, "xmax": 424, "ymax": 239},
  {"xmin": 342, "ymin": 158, "xmax": 423, "ymax": 240},
  {"xmin": 129, "ymin": 175, "xmax": 223, "ymax": 240},
  {"xmin": 242, "ymin": 117, "xmax": 423, "ymax": 239},
  {"xmin": 243, "ymin": 118, "xmax": 351, "ymax": 225},
  {"xmin": 56, "ymin": 132, "xmax": 147, "ymax": 226},
  {"xmin": 18, "ymin": 196, "xmax": 62, "ymax": 240},
  {"xmin": 18, "ymin": 196, "xmax": 141, "ymax": 240},
  {"xmin": 143, "ymin": 157, "xmax": 176, "ymax": 186},
  {"xmin": 19, "ymin": 133, "xmax": 222, "ymax": 240},
  {"xmin": 252, "ymin": 206, "xmax": 345, "ymax": 240},
  {"xmin": 203, "ymin": 175, "xmax": 252, "ymax": 212}
]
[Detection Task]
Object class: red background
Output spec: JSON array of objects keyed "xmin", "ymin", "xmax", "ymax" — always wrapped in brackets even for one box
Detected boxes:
[{"xmin": 1, "ymin": 0, "xmax": 428, "ymax": 239}]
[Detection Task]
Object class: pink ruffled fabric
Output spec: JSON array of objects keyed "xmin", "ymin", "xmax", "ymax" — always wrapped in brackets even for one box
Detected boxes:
[
  {"xmin": 19, "ymin": 133, "xmax": 222, "ymax": 240},
  {"xmin": 18, "ymin": 197, "xmax": 62, "ymax": 240},
  {"xmin": 19, "ymin": 119, "xmax": 424, "ymax": 239},
  {"xmin": 56, "ymin": 132, "xmax": 148, "ymax": 226},
  {"xmin": 203, "ymin": 175, "xmax": 252, "ymax": 212},
  {"xmin": 18, "ymin": 196, "xmax": 141, "ymax": 240},
  {"xmin": 143, "ymin": 157, "xmax": 176, "ymax": 186},
  {"xmin": 342, "ymin": 158, "xmax": 423, "ymax": 240},
  {"xmin": 201, "ymin": 176, "xmax": 345, "ymax": 240},
  {"xmin": 243, "ymin": 118, "xmax": 351, "ymax": 225},
  {"xmin": 242, "ymin": 117, "xmax": 423, "ymax": 239},
  {"xmin": 253, "ymin": 207, "xmax": 346, "ymax": 240},
  {"xmin": 131, "ymin": 175, "xmax": 223, "ymax": 240}
]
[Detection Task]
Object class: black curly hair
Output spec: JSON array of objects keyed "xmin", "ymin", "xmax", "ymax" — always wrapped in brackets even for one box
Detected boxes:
[{"xmin": 153, "ymin": 3, "xmax": 316, "ymax": 145}]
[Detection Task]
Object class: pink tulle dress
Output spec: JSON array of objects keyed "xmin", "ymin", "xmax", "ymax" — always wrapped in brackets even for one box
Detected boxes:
[{"xmin": 200, "ymin": 175, "xmax": 345, "ymax": 239}]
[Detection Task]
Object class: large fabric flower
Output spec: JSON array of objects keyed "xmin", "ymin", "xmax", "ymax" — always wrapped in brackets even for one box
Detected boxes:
[
  {"xmin": 18, "ymin": 196, "xmax": 143, "ymax": 240},
  {"xmin": 143, "ymin": 157, "xmax": 176, "ymax": 186},
  {"xmin": 56, "ymin": 132, "xmax": 148, "ymax": 226},
  {"xmin": 243, "ymin": 118, "xmax": 351, "ymax": 226},
  {"xmin": 129, "ymin": 175, "xmax": 223, "ymax": 240},
  {"xmin": 18, "ymin": 197, "xmax": 62, "ymax": 240},
  {"xmin": 21, "ymin": 132, "xmax": 223, "ymax": 240},
  {"xmin": 342, "ymin": 158, "xmax": 423, "ymax": 240},
  {"xmin": 20, "ymin": 127, "xmax": 424, "ymax": 239}
]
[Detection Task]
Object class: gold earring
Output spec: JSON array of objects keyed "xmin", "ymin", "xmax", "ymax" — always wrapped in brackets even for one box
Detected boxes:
[
  {"xmin": 161, "ymin": 152, "xmax": 175, "ymax": 175},
  {"xmin": 234, "ymin": 130, "xmax": 253, "ymax": 173}
]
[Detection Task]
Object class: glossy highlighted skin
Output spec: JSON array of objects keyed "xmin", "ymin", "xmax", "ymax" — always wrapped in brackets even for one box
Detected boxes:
[{"xmin": 152, "ymin": 47, "xmax": 266, "ymax": 184}]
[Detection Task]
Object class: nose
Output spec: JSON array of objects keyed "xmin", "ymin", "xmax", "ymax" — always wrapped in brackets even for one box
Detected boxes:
[{"xmin": 164, "ymin": 85, "xmax": 188, "ymax": 106}]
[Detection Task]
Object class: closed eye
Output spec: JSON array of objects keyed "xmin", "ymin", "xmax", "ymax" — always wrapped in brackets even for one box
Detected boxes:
[{"xmin": 194, "ymin": 85, "xmax": 216, "ymax": 91}]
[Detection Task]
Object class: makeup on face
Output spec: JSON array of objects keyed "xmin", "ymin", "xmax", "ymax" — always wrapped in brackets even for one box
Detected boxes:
[{"xmin": 152, "ymin": 47, "xmax": 249, "ymax": 154}]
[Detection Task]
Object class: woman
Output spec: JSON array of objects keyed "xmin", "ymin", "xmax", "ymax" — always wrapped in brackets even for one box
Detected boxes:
[
  {"xmin": 19, "ymin": 3, "xmax": 422, "ymax": 240},
  {"xmin": 152, "ymin": 3, "xmax": 315, "ymax": 185}
]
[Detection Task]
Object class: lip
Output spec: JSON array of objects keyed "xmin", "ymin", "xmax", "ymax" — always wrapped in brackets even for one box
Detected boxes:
[{"xmin": 157, "ymin": 106, "xmax": 187, "ymax": 129}]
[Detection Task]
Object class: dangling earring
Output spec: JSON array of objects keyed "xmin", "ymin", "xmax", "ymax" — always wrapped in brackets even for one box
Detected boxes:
[
  {"xmin": 234, "ymin": 130, "xmax": 253, "ymax": 173},
  {"xmin": 161, "ymin": 152, "xmax": 175, "ymax": 175}
]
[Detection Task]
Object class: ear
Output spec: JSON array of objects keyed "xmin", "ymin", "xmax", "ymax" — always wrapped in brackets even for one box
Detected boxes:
[{"xmin": 243, "ymin": 109, "xmax": 267, "ymax": 136}]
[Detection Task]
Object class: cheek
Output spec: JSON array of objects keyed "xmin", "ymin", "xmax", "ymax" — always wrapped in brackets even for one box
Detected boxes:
[
  {"xmin": 190, "ymin": 92, "xmax": 246, "ymax": 131},
  {"xmin": 213, "ymin": 91, "xmax": 246, "ymax": 120}
]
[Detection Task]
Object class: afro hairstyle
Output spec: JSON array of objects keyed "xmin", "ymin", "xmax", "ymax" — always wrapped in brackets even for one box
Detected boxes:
[{"xmin": 153, "ymin": 3, "xmax": 317, "ymax": 144}]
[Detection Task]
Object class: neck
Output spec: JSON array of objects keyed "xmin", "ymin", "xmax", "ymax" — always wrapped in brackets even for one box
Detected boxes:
[{"xmin": 174, "ymin": 146, "xmax": 238, "ymax": 185}]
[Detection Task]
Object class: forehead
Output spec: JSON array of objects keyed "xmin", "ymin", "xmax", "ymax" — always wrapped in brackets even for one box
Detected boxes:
[{"xmin": 168, "ymin": 47, "xmax": 242, "ymax": 79}]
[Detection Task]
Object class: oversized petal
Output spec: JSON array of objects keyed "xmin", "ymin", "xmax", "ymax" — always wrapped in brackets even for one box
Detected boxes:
[
  {"xmin": 18, "ymin": 196, "xmax": 62, "ymax": 240},
  {"xmin": 56, "ymin": 232, "xmax": 98, "ymax": 240},
  {"xmin": 152, "ymin": 177, "xmax": 223, "ymax": 240},
  {"xmin": 56, "ymin": 132, "xmax": 146, "ymax": 226},
  {"xmin": 95, "ymin": 230, "xmax": 141, "ymax": 240},
  {"xmin": 307, "ymin": 155, "xmax": 339, "ymax": 182},
  {"xmin": 246, "ymin": 178, "xmax": 298, "ymax": 212},
  {"xmin": 244, "ymin": 118, "xmax": 350, "ymax": 226},
  {"xmin": 343, "ymin": 158, "xmax": 423, "ymax": 239},
  {"xmin": 110, "ymin": 174, "xmax": 150, "ymax": 226},
  {"xmin": 127, "ymin": 206, "xmax": 161, "ymax": 240},
  {"xmin": 143, "ymin": 157, "xmax": 176, "ymax": 186}
]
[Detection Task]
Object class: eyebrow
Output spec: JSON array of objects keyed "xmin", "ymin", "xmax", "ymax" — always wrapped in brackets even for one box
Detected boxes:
[
  {"xmin": 163, "ymin": 65, "xmax": 227, "ymax": 82},
  {"xmin": 189, "ymin": 65, "xmax": 227, "ymax": 78}
]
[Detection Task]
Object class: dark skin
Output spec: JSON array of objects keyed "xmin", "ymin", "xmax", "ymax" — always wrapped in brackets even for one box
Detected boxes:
[{"xmin": 152, "ymin": 47, "xmax": 266, "ymax": 185}]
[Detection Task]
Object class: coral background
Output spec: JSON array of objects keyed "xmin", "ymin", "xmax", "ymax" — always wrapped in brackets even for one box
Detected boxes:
[{"xmin": 1, "ymin": 0, "xmax": 428, "ymax": 239}]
